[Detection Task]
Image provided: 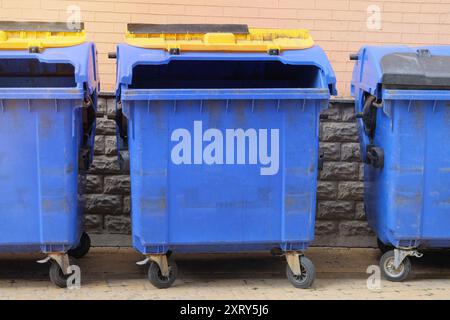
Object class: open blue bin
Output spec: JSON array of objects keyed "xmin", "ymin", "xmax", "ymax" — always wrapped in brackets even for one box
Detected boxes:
[
  {"xmin": 115, "ymin": 24, "xmax": 336, "ymax": 288},
  {"xmin": 0, "ymin": 22, "xmax": 99, "ymax": 287},
  {"xmin": 351, "ymin": 45, "xmax": 450, "ymax": 281}
]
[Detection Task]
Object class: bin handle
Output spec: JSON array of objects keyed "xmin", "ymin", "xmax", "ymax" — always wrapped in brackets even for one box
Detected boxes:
[
  {"xmin": 115, "ymin": 107, "xmax": 128, "ymax": 141},
  {"xmin": 83, "ymin": 95, "xmax": 96, "ymax": 140},
  {"xmin": 356, "ymin": 95, "xmax": 377, "ymax": 140},
  {"xmin": 349, "ymin": 53, "xmax": 359, "ymax": 61},
  {"xmin": 114, "ymin": 105, "xmax": 129, "ymax": 171},
  {"xmin": 79, "ymin": 94, "xmax": 96, "ymax": 171},
  {"xmin": 366, "ymin": 146, "xmax": 384, "ymax": 169},
  {"xmin": 318, "ymin": 150, "xmax": 325, "ymax": 171}
]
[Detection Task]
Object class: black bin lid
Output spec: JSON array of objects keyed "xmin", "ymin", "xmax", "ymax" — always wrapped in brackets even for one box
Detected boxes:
[{"xmin": 381, "ymin": 49, "xmax": 450, "ymax": 90}]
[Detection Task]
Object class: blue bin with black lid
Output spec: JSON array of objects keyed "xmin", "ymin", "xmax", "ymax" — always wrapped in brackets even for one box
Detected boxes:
[{"xmin": 351, "ymin": 45, "xmax": 450, "ymax": 282}]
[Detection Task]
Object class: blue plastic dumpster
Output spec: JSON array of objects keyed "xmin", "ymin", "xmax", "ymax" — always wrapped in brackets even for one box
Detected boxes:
[
  {"xmin": 0, "ymin": 22, "xmax": 99, "ymax": 287},
  {"xmin": 114, "ymin": 24, "xmax": 336, "ymax": 288},
  {"xmin": 351, "ymin": 46, "xmax": 450, "ymax": 281}
]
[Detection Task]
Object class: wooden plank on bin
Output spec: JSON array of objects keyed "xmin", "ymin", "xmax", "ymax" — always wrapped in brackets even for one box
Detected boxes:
[
  {"xmin": 0, "ymin": 21, "xmax": 84, "ymax": 32},
  {"xmin": 127, "ymin": 24, "xmax": 249, "ymax": 34}
]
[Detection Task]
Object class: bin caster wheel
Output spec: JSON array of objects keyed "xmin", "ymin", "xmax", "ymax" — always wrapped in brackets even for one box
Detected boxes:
[
  {"xmin": 49, "ymin": 258, "xmax": 77, "ymax": 288},
  {"xmin": 286, "ymin": 256, "xmax": 315, "ymax": 289},
  {"xmin": 377, "ymin": 238, "xmax": 394, "ymax": 254},
  {"xmin": 148, "ymin": 259, "xmax": 178, "ymax": 289},
  {"xmin": 68, "ymin": 232, "xmax": 91, "ymax": 259},
  {"xmin": 380, "ymin": 250, "xmax": 411, "ymax": 282}
]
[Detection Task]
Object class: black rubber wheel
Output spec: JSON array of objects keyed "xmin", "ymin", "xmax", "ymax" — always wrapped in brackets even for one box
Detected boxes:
[
  {"xmin": 286, "ymin": 256, "xmax": 315, "ymax": 289},
  {"xmin": 148, "ymin": 259, "xmax": 178, "ymax": 289},
  {"xmin": 380, "ymin": 250, "xmax": 411, "ymax": 282},
  {"xmin": 68, "ymin": 232, "xmax": 91, "ymax": 259},
  {"xmin": 49, "ymin": 258, "xmax": 77, "ymax": 288},
  {"xmin": 377, "ymin": 238, "xmax": 394, "ymax": 254}
]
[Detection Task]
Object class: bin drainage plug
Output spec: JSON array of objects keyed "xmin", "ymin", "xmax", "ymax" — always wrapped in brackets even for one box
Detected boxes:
[{"xmin": 394, "ymin": 249, "xmax": 423, "ymax": 269}]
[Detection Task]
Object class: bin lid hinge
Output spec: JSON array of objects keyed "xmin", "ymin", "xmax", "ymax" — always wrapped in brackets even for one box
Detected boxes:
[
  {"xmin": 169, "ymin": 47, "xmax": 180, "ymax": 55},
  {"xmin": 29, "ymin": 46, "xmax": 40, "ymax": 53},
  {"xmin": 268, "ymin": 48, "xmax": 280, "ymax": 55}
]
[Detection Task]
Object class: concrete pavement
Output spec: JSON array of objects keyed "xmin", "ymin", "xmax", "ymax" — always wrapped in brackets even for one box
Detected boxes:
[{"xmin": 0, "ymin": 247, "xmax": 449, "ymax": 299}]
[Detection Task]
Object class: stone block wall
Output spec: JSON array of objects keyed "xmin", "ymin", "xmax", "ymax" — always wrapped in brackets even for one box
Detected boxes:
[
  {"xmin": 315, "ymin": 100, "xmax": 375, "ymax": 247},
  {"xmin": 85, "ymin": 95, "xmax": 376, "ymax": 247},
  {"xmin": 84, "ymin": 95, "xmax": 131, "ymax": 236}
]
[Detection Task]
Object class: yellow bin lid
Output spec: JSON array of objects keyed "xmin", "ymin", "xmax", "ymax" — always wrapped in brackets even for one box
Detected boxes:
[
  {"xmin": 0, "ymin": 21, "xmax": 86, "ymax": 52},
  {"xmin": 125, "ymin": 24, "xmax": 314, "ymax": 53}
]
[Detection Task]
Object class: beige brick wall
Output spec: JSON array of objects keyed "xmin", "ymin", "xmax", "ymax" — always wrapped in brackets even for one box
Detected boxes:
[{"xmin": 1, "ymin": 0, "xmax": 450, "ymax": 96}]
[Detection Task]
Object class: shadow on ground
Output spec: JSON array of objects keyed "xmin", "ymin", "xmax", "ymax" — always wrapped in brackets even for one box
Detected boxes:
[{"xmin": 0, "ymin": 248, "xmax": 450, "ymax": 284}]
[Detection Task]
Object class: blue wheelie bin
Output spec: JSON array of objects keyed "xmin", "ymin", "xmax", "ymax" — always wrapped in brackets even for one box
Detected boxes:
[
  {"xmin": 114, "ymin": 24, "xmax": 336, "ymax": 288},
  {"xmin": 0, "ymin": 22, "xmax": 99, "ymax": 287},
  {"xmin": 351, "ymin": 46, "xmax": 450, "ymax": 281}
]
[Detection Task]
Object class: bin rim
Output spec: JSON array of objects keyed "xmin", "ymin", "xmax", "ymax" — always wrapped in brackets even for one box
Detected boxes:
[
  {"xmin": 0, "ymin": 21, "xmax": 86, "ymax": 52},
  {"xmin": 382, "ymin": 88, "xmax": 450, "ymax": 101},
  {"xmin": 120, "ymin": 88, "xmax": 331, "ymax": 101},
  {"xmin": 0, "ymin": 87, "xmax": 85, "ymax": 100}
]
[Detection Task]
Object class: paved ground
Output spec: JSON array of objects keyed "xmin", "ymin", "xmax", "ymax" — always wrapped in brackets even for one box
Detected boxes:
[{"xmin": 0, "ymin": 247, "xmax": 450, "ymax": 300}]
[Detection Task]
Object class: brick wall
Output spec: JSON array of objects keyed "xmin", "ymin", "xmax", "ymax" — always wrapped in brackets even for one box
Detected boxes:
[
  {"xmin": 1, "ymin": 0, "xmax": 450, "ymax": 96},
  {"xmin": 86, "ymin": 95, "xmax": 376, "ymax": 247}
]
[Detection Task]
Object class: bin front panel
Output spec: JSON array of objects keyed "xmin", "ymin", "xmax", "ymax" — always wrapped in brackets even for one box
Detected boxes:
[
  {"xmin": 127, "ymin": 98, "xmax": 322, "ymax": 253},
  {"xmin": 364, "ymin": 98, "xmax": 450, "ymax": 247},
  {"xmin": 0, "ymin": 98, "xmax": 83, "ymax": 252}
]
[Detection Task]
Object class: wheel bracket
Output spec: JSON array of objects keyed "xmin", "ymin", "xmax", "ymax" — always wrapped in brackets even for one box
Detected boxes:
[
  {"xmin": 138, "ymin": 254, "xmax": 170, "ymax": 277},
  {"xmin": 136, "ymin": 257, "xmax": 150, "ymax": 266},
  {"xmin": 285, "ymin": 252, "xmax": 302, "ymax": 276},
  {"xmin": 394, "ymin": 248, "xmax": 423, "ymax": 269},
  {"xmin": 38, "ymin": 253, "xmax": 71, "ymax": 275}
]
